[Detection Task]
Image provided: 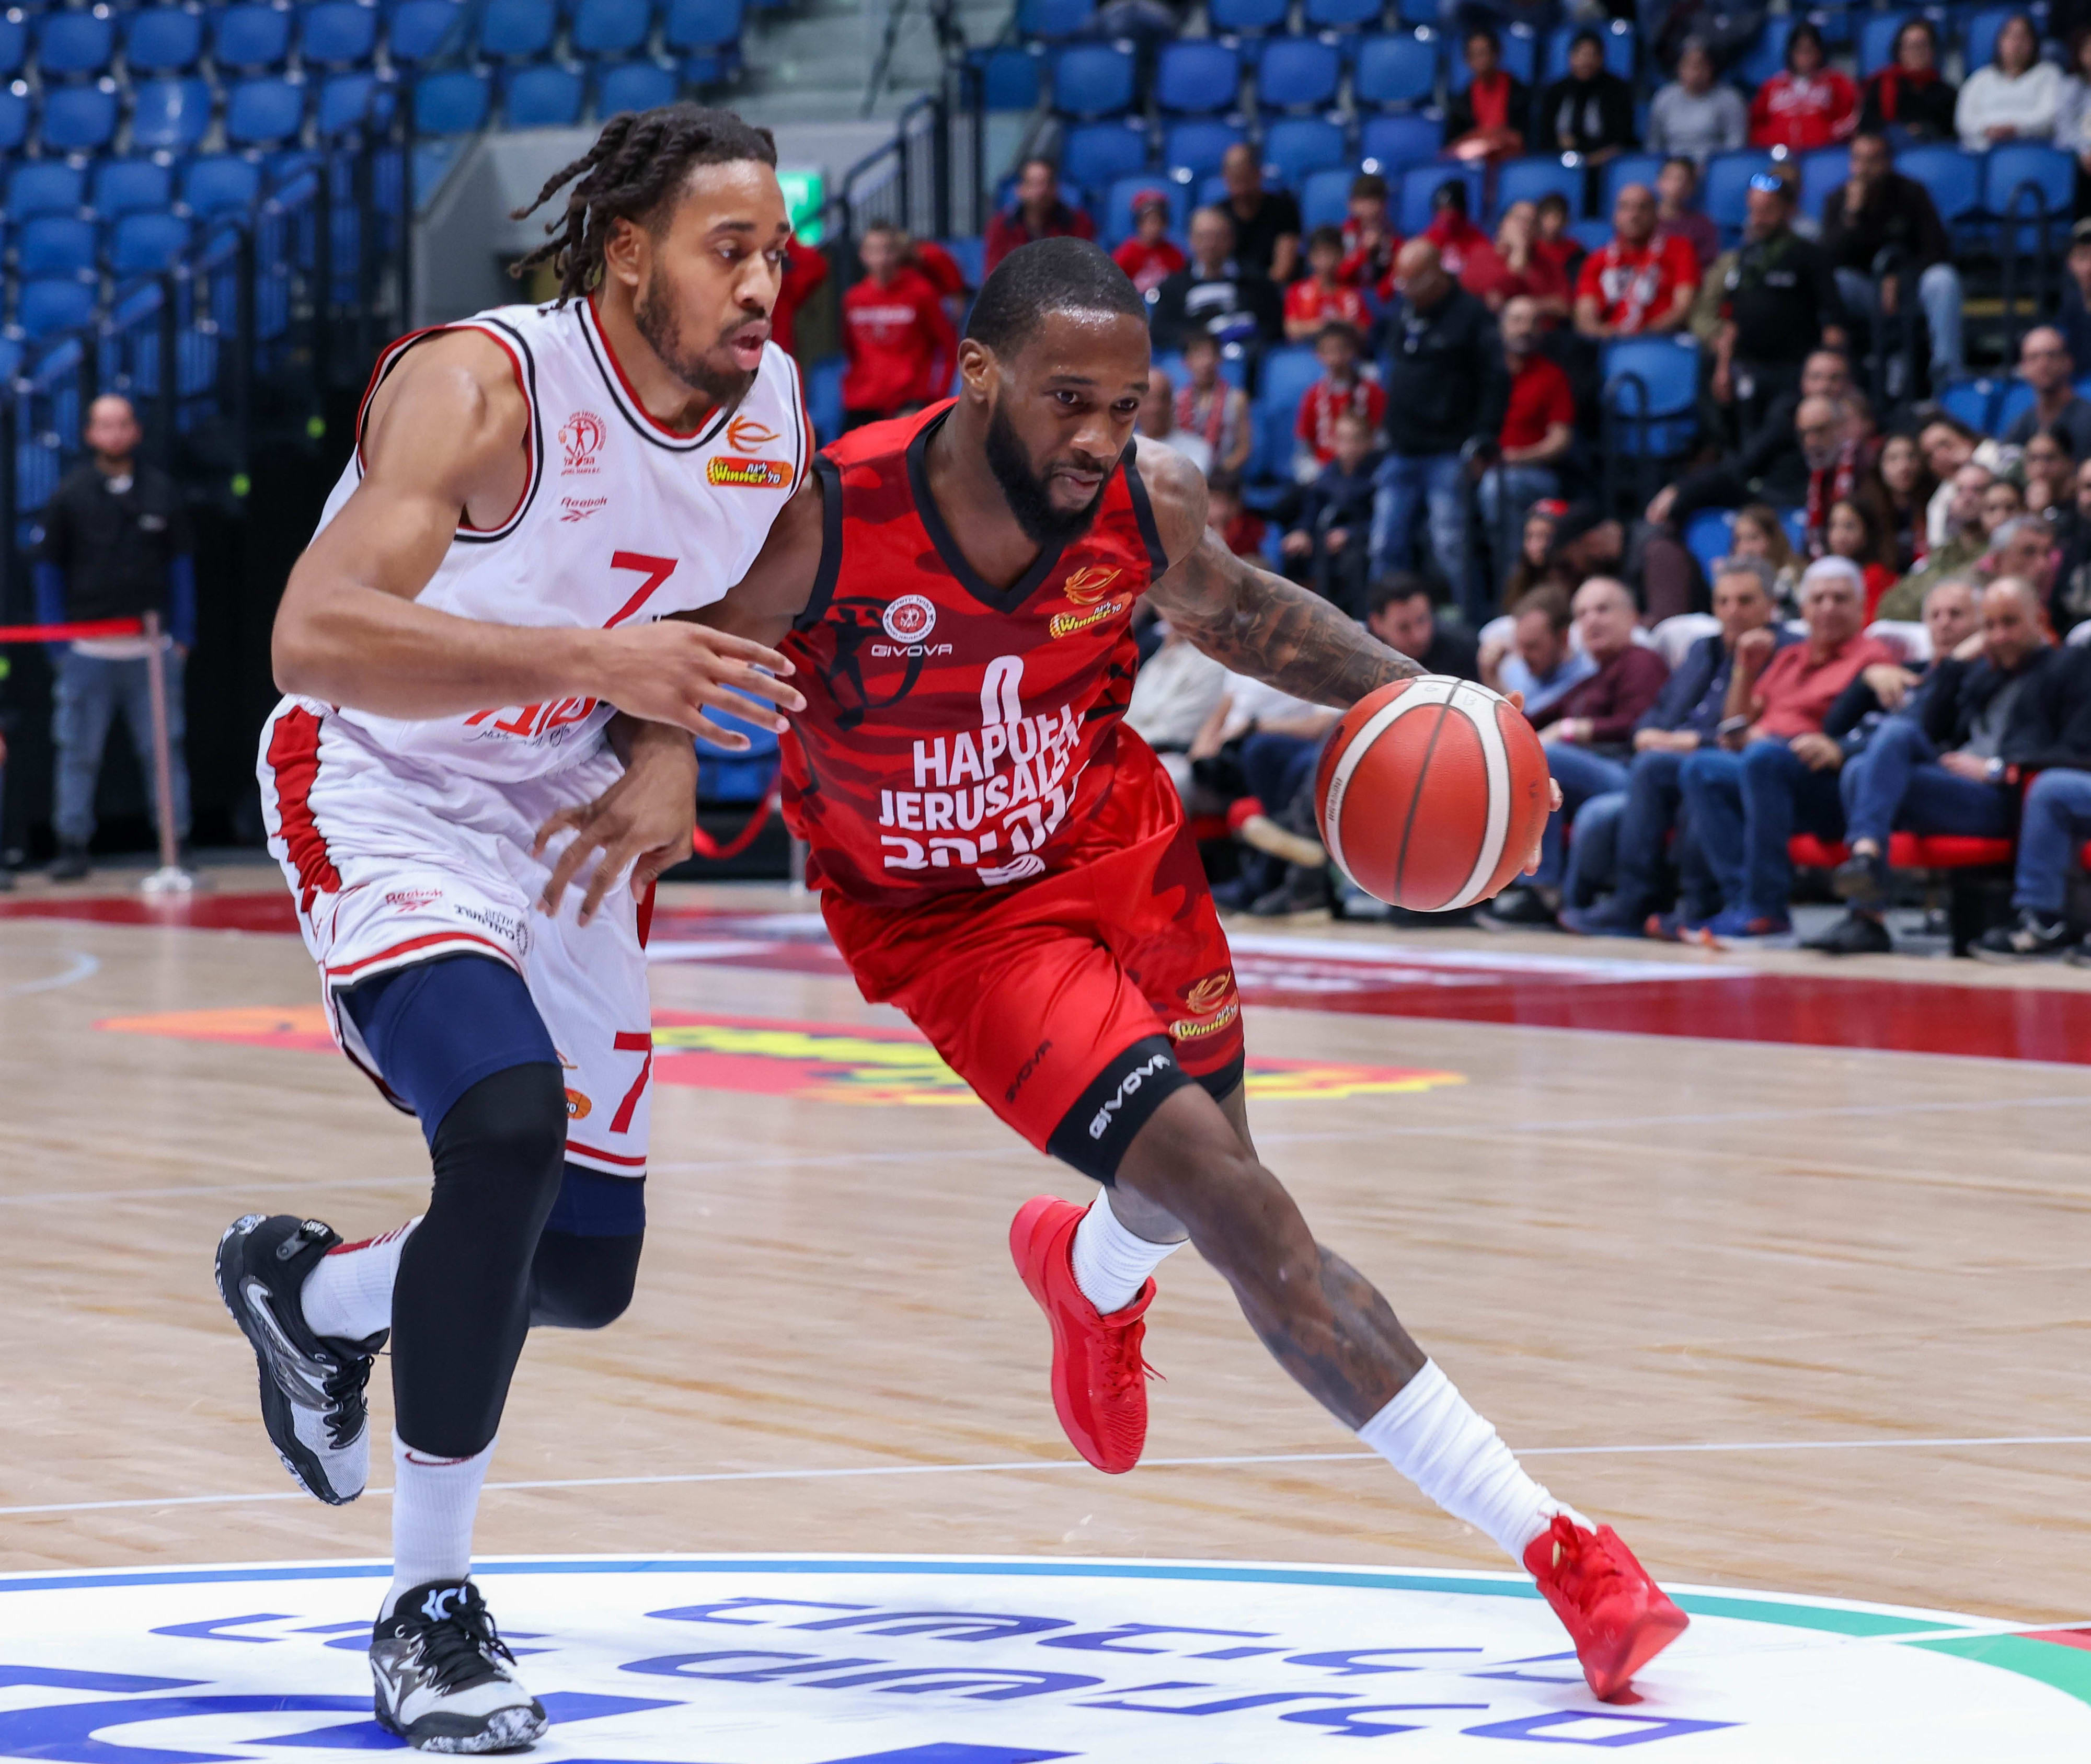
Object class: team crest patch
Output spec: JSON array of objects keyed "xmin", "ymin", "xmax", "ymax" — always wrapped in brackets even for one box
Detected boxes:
[
  {"xmin": 558, "ymin": 410, "xmax": 606, "ymax": 474},
  {"xmin": 1061, "ymin": 564, "xmax": 1122, "ymax": 605},
  {"xmin": 882, "ymin": 593, "xmax": 938, "ymax": 643},
  {"xmin": 708, "ymin": 456, "xmax": 791, "ymax": 489}
]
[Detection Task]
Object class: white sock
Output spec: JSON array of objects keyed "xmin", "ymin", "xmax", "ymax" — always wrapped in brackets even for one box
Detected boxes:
[
  {"xmin": 385, "ymin": 1431, "xmax": 494, "ymax": 1616},
  {"xmin": 1356, "ymin": 1360, "xmax": 1586, "ymax": 1562},
  {"xmin": 1070, "ymin": 1194, "xmax": 1184, "ymax": 1314},
  {"xmin": 300, "ymin": 1220, "xmax": 418, "ymax": 1342}
]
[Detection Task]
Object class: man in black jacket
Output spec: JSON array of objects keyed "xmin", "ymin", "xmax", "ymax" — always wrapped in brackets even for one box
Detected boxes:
[
  {"xmin": 1821, "ymin": 131, "xmax": 1962, "ymax": 387},
  {"xmin": 1716, "ymin": 173, "xmax": 1847, "ymax": 441},
  {"xmin": 1368, "ymin": 238, "xmax": 1508, "ymax": 625},
  {"xmin": 1365, "ymin": 572, "xmax": 1481, "ymax": 680},
  {"xmin": 1281, "ymin": 409, "xmax": 1381, "ymax": 616},
  {"xmin": 1148, "ymin": 207, "xmax": 1283, "ymax": 351},
  {"xmin": 1647, "ymin": 347, "xmax": 1852, "ymax": 529},
  {"xmin": 1970, "ymin": 632, "xmax": 2091, "ymax": 959}
]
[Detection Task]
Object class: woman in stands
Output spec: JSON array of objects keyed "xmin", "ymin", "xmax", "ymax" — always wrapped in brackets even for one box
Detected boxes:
[
  {"xmin": 1749, "ymin": 21, "xmax": 1857, "ymax": 154},
  {"xmin": 1470, "ymin": 200, "xmax": 1573, "ymax": 325},
  {"xmin": 2053, "ymin": 28, "xmax": 2091, "ymax": 216},
  {"xmin": 1538, "ymin": 30, "xmax": 1638, "ymax": 169},
  {"xmin": 1500, "ymin": 498, "xmax": 1567, "ymax": 610},
  {"xmin": 1825, "ymin": 495, "xmax": 1899, "ymax": 618},
  {"xmin": 1957, "ymin": 13, "xmax": 2062, "ymax": 149},
  {"xmin": 1859, "ymin": 17, "xmax": 1959, "ymax": 146},
  {"xmin": 1732, "ymin": 503, "xmax": 1803, "ymax": 613},
  {"xmin": 1869, "ymin": 431, "xmax": 1937, "ymax": 574}
]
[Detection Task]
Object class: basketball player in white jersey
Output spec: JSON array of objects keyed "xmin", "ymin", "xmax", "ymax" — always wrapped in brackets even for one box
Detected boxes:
[{"xmin": 213, "ymin": 107, "xmax": 809, "ymax": 1747}]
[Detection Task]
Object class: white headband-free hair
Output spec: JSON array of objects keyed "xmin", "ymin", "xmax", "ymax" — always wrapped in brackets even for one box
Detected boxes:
[{"xmin": 1799, "ymin": 555, "xmax": 1864, "ymax": 595}]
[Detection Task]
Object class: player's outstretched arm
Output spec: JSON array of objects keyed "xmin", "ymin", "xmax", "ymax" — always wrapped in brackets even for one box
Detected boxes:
[{"xmin": 1135, "ymin": 442, "xmax": 1424, "ymax": 709}]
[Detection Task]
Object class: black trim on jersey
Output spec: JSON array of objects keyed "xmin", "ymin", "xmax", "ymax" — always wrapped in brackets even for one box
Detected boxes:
[
  {"xmin": 1046, "ymin": 1034, "xmax": 1194, "ymax": 1185},
  {"xmin": 906, "ymin": 408, "xmax": 1084, "ymax": 615},
  {"xmin": 783, "ymin": 350, "xmax": 808, "ymax": 491},
  {"xmin": 575, "ymin": 301, "xmax": 733, "ymax": 454},
  {"xmin": 452, "ymin": 316, "xmax": 542, "ymax": 546},
  {"xmin": 1123, "ymin": 451, "xmax": 1170, "ymax": 578},
  {"xmin": 794, "ymin": 454, "xmax": 845, "ymax": 633},
  {"xmin": 1196, "ymin": 1050, "xmax": 1245, "ymax": 1104}
]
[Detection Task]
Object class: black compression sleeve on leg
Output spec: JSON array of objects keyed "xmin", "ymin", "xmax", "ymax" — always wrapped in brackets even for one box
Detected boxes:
[
  {"xmin": 390, "ymin": 1063, "xmax": 567, "ymax": 1458},
  {"xmin": 529, "ymin": 1229, "xmax": 644, "ymax": 1330}
]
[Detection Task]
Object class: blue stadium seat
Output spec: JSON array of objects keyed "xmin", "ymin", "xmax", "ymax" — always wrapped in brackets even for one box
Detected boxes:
[
  {"xmin": 123, "ymin": 7, "xmax": 202, "ymax": 75},
  {"xmin": 1798, "ymin": 145, "xmax": 1849, "ymax": 220},
  {"xmin": 0, "ymin": 14, "xmax": 21, "ymax": 77},
  {"xmin": 1542, "ymin": 18, "xmax": 1632, "ymax": 83},
  {"xmin": 415, "ymin": 66, "xmax": 489, "ymax": 134},
  {"xmin": 1568, "ymin": 214, "xmax": 1612, "ymax": 251},
  {"xmin": 18, "ymin": 215, "xmax": 96, "ymax": 275},
  {"xmin": 1986, "ymin": 143, "xmax": 2073, "ymax": 220},
  {"xmin": 479, "ymin": 0, "xmax": 555, "ymax": 60},
  {"xmin": 1054, "ymin": 43, "xmax": 1134, "ymax": 117},
  {"xmin": 1352, "ymin": 32, "xmax": 1437, "ymax": 109},
  {"xmin": 214, "ymin": 3, "xmax": 293, "ymax": 71},
  {"xmin": 1304, "ymin": 0, "xmax": 1387, "ymax": 32},
  {"xmin": 1210, "ymin": 0, "xmax": 1286, "ymax": 35},
  {"xmin": 35, "ymin": 8, "xmax": 113, "ymax": 77},
  {"xmin": 1447, "ymin": 19, "xmax": 1534, "ymax": 89},
  {"xmin": 1857, "ymin": 8, "xmax": 1912, "ymax": 77},
  {"xmin": 1962, "ymin": 5, "xmax": 2016, "ymax": 75},
  {"xmin": 664, "ymin": 0, "xmax": 742, "ymax": 82},
  {"xmin": 300, "ymin": 0, "xmax": 378, "ymax": 66},
  {"xmin": 1936, "ymin": 376, "xmax": 2001, "ymax": 434},
  {"xmin": 109, "ymin": 211, "xmax": 190, "ymax": 275},
  {"xmin": 1497, "ymin": 155, "xmax": 1581, "ymax": 214},
  {"xmin": 596, "ymin": 59, "xmax": 675, "ymax": 113},
  {"xmin": 387, "ymin": 0, "xmax": 463, "ymax": 63},
  {"xmin": 805, "ymin": 351, "xmax": 844, "ymax": 443},
  {"xmin": 1061, "ymin": 119, "xmax": 1149, "ymax": 192},
  {"xmin": 504, "ymin": 62, "xmax": 581, "ymax": 125},
  {"xmin": 1015, "ymin": 0, "xmax": 1092, "ymax": 42},
  {"xmin": 1599, "ymin": 151, "xmax": 1664, "ymax": 212},
  {"xmin": 0, "ymin": 86, "xmax": 24, "ymax": 152},
  {"xmin": 316, "ymin": 68, "xmax": 389, "ymax": 132},
  {"xmin": 1155, "ymin": 40, "xmax": 1240, "ymax": 114},
  {"xmin": 1603, "ymin": 336, "xmax": 1698, "ymax": 457},
  {"xmin": 1162, "ymin": 117, "xmax": 1245, "ymax": 176},
  {"xmin": 979, "ymin": 45, "xmax": 1040, "ymax": 111},
  {"xmin": 1397, "ymin": 161, "xmax": 1480, "ymax": 235},
  {"xmin": 1256, "ymin": 37, "xmax": 1341, "ymax": 110},
  {"xmin": 1263, "ymin": 116, "xmax": 1346, "ymax": 184},
  {"xmin": 225, "ymin": 73, "xmax": 305, "ymax": 145},
  {"xmin": 570, "ymin": 0, "xmax": 650, "ymax": 59},
  {"xmin": 1359, "ymin": 109, "xmax": 1440, "ymax": 169},
  {"xmin": 1299, "ymin": 164, "xmax": 1352, "ymax": 229},
  {"xmin": 179, "ymin": 153, "xmax": 262, "ymax": 215},
  {"xmin": 1249, "ymin": 342, "xmax": 1321, "ymax": 481},
  {"xmin": 1995, "ymin": 377, "xmax": 2036, "ymax": 434},
  {"xmin": 1102, "ymin": 171, "xmax": 1185, "ymax": 245},
  {"xmin": 40, "ymin": 82, "xmax": 118, "ymax": 151},
  {"xmin": 1684, "ymin": 507, "xmax": 1736, "ymax": 579},
  {"xmin": 91, "ymin": 159, "xmax": 173, "ymax": 217},
  {"xmin": 1895, "ymin": 143, "xmax": 1980, "ymax": 224},
  {"xmin": 16, "ymin": 277, "xmax": 94, "ymax": 339},
  {"xmin": 8, "ymin": 161, "xmax": 83, "ymax": 219},
  {"xmin": 1733, "ymin": 15, "xmax": 1795, "ymax": 89},
  {"xmin": 1703, "ymin": 148, "xmax": 1773, "ymax": 237}
]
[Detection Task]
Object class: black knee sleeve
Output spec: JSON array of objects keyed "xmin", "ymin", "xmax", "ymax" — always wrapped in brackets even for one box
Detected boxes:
[
  {"xmin": 529, "ymin": 1227, "xmax": 644, "ymax": 1330},
  {"xmin": 390, "ymin": 1063, "xmax": 567, "ymax": 1458}
]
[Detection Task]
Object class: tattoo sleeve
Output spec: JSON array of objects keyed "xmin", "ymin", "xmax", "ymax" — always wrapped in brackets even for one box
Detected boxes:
[{"xmin": 1150, "ymin": 530, "xmax": 1426, "ymax": 709}]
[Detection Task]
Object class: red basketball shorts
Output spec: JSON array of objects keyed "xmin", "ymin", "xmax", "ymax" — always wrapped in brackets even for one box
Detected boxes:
[{"xmin": 822, "ymin": 736, "xmax": 1245, "ymax": 1181}]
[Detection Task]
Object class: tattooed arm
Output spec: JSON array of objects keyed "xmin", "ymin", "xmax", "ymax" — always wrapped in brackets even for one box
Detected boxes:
[{"xmin": 1136, "ymin": 440, "xmax": 1426, "ymax": 708}]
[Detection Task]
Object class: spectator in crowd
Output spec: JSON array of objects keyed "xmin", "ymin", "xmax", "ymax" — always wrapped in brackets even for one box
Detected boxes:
[
  {"xmin": 1810, "ymin": 576, "xmax": 2053, "ymax": 954},
  {"xmin": 1220, "ymin": 142, "xmax": 1303, "ymax": 283},
  {"xmin": 1173, "ymin": 331, "xmax": 1253, "ymax": 478},
  {"xmin": 2004, "ymin": 326, "xmax": 2091, "ymax": 457},
  {"xmin": 1206, "ymin": 470, "xmax": 1268, "ymax": 560},
  {"xmin": 2024, "ymin": 430, "xmax": 2077, "ymax": 524},
  {"xmin": 1294, "ymin": 322, "xmax": 1384, "ymax": 475},
  {"xmin": 1112, "ymin": 190, "xmax": 1186, "ymax": 297},
  {"xmin": 2059, "ymin": 29, "xmax": 2091, "ymax": 217},
  {"xmin": 1472, "ymin": 200, "xmax": 1574, "ymax": 321},
  {"xmin": 1483, "ymin": 585, "xmax": 1598, "ymax": 714},
  {"xmin": 1824, "ymin": 494, "xmax": 1898, "ymax": 616},
  {"xmin": 1192, "ymin": 673, "xmax": 1340, "ymax": 914},
  {"xmin": 1872, "ymin": 431, "xmax": 1937, "ymax": 571},
  {"xmin": 904, "ymin": 232, "xmax": 972, "ymax": 324},
  {"xmin": 1988, "ymin": 514, "xmax": 2062, "ymax": 614},
  {"xmin": 1675, "ymin": 557, "xmax": 1898, "ymax": 940},
  {"xmin": 840, "ymin": 221, "xmax": 956, "ymax": 428},
  {"xmin": 1559, "ymin": 558, "xmax": 1790, "ymax": 935},
  {"xmin": 1284, "ymin": 226, "xmax": 1371, "ymax": 341},
  {"xmin": 1150, "ymin": 207, "xmax": 1283, "ymax": 349},
  {"xmin": 1749, "ymin": 21, "xmax": 1857, "ymax": 153},
  {"xmin": 1532, "ymin": 191, "xmax": 1581, "ymax": 280},
  {"xmin": 1444, "ymin": 26, "xmax": 1530, "ymax": 163},
  {"xmin": 1339, "ymin": 173, "xmax": 1400, "ymax": 292},
  {"xmin": 1501, "ymin": 498, "xmax": 1569, "ymax": 608},
  {"xmin": 1420, "ymin": 179, "xmax": 1503, "ymax": 294},
  {"xmin": 984, "ymin": 157, "xmax": 1095, "ymax": 273},
  {"xmin": 1918, "ymin": 411, "xmax": 1980, "ymax": 546},
  {"xmin": 1283, "ymin": 409, "xmax": 1382, "ymax": 614},
  {"xmin": 1538, "ymin": 29, "xmax": 1638, "ymax": 167},
  {"xmin": 1366, "ymin": 572, "xmax": 1482, "ymax": 680},
  {"xmin": 1714, "ymin": 171, "xmax": 1847, "ymax": 438},
  {"xmin": 1957, "ymin": 11, "xmax": 2062, "ymax": 149},
  {"xmin": 1971, "ymin": 640, "xmax": 2091, "ymax": 958},
  {"xmin": 1655, "ymin": 156, "xmax": 1720, "ymax": 272},
  {"xmin": 2063, "ymin": 223, "xmax": 2091, "ymax": 364},
  {"xmin": 1820, "ymin": 131, "xmax": 1963, "ymax": 385},
  {"xmin": 1125, "ymin": 621, "xmax": 1228, "ymax": 801},
  {"xmin": 1860, "ymin": 16, "xmax": 1959, "ymax": 144},
  {"xmin": 1480, "ymin": 295, "xmax": 1575, "ymax": 551},
  {"xmin": 1880, "ymin": 462, "xmax": 2004, "ymax": 616},
  {"xmin": 1574, "ymin": 183, "xmax": 1699, "ymax": 339},
  {"xmin": 1654, "ymin": 347, "xmax": 1854, "ymax": 530},
  {"xmin": 1139, "ymin": 367, "xmax": 1212, "ymax": 475},
  {"xmin": 1648, "ymin": 38, "xmax": 1748, "ymax": 162},
  {"xmin": 769, "ymin": 239, "xmax": 828, "ymax": 357},
  {"xmin": 2052, "ymin": 455, "xmax": 2091, "ymax": 629},
  {"xmin": 1655, "ymin": 375, "xmax": 1855, "ymax": 542},
  {"xmin": 1372, "ymin": 239, "xmax": 1508, "ymax": 621},
  {"xmin": 1485, "ymin": 576, "xmax": 1672, "ymax": 925},
  {"xmin": 35, "ymin": 393, "xmax": 194, "ymax": 881},
  {"xmin": 1732, "ymin": 503, "xmax": 1804, "ymax": 608}
]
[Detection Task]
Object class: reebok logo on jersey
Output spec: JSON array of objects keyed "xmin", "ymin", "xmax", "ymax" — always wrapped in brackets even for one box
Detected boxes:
[
  {"xmin": 1061, "ymin": 565, "xmax": 1121, "ymax": 605},
  {"xmin": 708, "ymin": 456, "xmax": 790, "ymax": 489},
  {"xmin": 1089, "ymin": 1051, "xmax": 1176, "ymax": 1141},
  {"xmin": 727, "ymin": 415, "xmax": 781, "ymax": 451},
  {"xmin": 559, "ymin": 410, "xmax": 606, "ymax": 475},
  {"xmin": 1048, "ymin": 599, "xmax": 1126, "ymax": 639},
  {"xmin": 559, "ymin": 495, "xmax": 608, "ymax": 523}
]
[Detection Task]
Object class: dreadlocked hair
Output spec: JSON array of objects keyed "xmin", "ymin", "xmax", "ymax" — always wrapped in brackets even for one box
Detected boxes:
[{"xmin": 510, "ymin": 104, "xmax": 778, "ymax": 304}]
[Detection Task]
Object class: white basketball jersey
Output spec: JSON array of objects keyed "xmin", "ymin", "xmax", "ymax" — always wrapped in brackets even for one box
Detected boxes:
[{"xmin": 298, "ymin": 297, "xmax": 810, "ymax": 783}]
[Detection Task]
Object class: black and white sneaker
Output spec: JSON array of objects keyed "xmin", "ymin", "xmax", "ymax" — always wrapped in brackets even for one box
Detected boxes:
[
  {"xmin": 214, "ymin": 1212, "xmax": 383, "ymax": 1504},
  {"xmin": 1972, "ymin": 912, "xmax": 2075, "ymax": 963},
  {"xmin": 372, "ymin": 1580, "xmax": 547, "ymax": 1752}
]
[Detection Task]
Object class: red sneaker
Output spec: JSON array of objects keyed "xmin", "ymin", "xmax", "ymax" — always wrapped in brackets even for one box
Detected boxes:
[
  {"xmin": 1522, "ymin": 1514, "xmax": 1689, "ymax": 1702},
  {"xmin": 1008, "ymin": 1196, "xmax": 1154, "ymax": 1475}
]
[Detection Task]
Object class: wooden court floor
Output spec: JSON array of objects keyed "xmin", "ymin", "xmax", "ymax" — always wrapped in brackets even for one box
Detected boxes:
[{"xmin": 4, "ymin": 867, "xmax": 2091, "ymax": 1629}]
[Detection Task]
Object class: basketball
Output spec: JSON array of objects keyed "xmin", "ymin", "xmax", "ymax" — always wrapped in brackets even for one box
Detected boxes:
[{"xmin": 1314, "ymin": 677, "xmax": 1552, "ymax": 912}]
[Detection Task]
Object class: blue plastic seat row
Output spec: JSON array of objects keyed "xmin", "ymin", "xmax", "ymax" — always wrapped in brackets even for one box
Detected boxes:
[{"xmin": 10, "ymin": 211, "xmax": 198, "ymax": 274}]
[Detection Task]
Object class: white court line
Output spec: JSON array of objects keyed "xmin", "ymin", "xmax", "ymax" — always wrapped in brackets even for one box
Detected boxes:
[
  {"xmin": 7, "ymin": 1433, "xmax": 2091, "ymax": 1518},
  {"xmin": 3, "ymin": 950, "xmax": 98, "ymax": 995}
]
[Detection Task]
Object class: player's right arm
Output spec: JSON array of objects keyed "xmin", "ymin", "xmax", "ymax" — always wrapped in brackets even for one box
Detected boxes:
[{"xmin": 271, "ymin": 329, "xmax": 800, "ymax": 742}]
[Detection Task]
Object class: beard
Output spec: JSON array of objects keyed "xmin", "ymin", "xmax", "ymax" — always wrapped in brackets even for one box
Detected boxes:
[
  {"xmin": 983, "ymin": 403, "xmax": 1113, "ymax": 548},
  {"xmin": 634, "ymin": 270, "xmax": 756, "ymax": 410}
]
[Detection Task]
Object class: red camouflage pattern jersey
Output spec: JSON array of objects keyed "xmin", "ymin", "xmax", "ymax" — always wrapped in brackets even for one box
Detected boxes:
[{"xmin": 778, "ymin": 401, "xmax": 1173, "ymax": 907}]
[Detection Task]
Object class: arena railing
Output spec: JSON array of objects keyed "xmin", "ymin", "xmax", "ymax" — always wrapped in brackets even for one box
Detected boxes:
[{"xmin": 818, "ymin": 61, "xmax": 988, "ymax": 295}]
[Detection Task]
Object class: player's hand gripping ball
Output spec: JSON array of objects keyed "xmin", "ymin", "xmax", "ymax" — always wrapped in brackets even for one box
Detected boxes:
[{"xmin": 1315, "ymin": 677, "xmax": 1553, "ymax": 911}]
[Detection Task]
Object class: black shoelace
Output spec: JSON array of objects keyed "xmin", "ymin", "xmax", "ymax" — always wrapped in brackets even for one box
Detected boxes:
[
  {"xmin": 318, "ymin": 1353, "xmax": 375, "ymax": 1451},
  {"xmin": 403, "ymin": 1595, "xmax": 518, "ymax": 1692}
]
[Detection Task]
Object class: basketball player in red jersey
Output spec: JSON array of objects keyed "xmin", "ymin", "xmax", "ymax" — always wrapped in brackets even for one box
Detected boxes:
[{"xmin": 546, "ymin": 238, "xmax": 1687, "ymax": 1700}]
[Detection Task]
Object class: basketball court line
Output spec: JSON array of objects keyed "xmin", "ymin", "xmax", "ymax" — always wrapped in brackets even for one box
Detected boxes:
[
  {"xmin": 7, "ymin": 1433, "xmax": 2090, "ymax": 1518},
  {"xmin": 2, "ymin": 949, "xmax": 98, "ymax": 994}
]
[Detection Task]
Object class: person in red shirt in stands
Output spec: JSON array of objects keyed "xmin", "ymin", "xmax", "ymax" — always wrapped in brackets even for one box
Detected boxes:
[
  {"xmin": 1112, "ymin": 189, "xmax": 1186, "ymax": 296},
  {"xmin": 984, "ymin": 156, "xmax": 1096, "ymax": 273},
  {"xmin": 1294, "ymin": 323, "xmax": 1385, "ymax": 474},
  {"xmin": 1338, "ymin": 173, "xmax": 1400, "ymax": 295},
  {"xmin": 1481, "ymin": 294, "xmax": 1576, "ymax": 545},
  {"xmin": 1444, "ymin": 25, "xmax": 1528, "ymax": 163},
  {"xmin": 1532, "ymin": 190, "xmax": 1581, "ymax": 282},
  {"xmin": 905, "ymin": 232, "xmax": 971, "ymax": 323},
  {"xmin": 1468, "ymin": 200, "xmax": 1573, "ymax": 323},
  {"xmin": 1422, "ymin": 178, "xmax": 1502, "ymax": 293},
  {"xmin": 1174, "ymin": 331, "xmax": 1253, "ymax": 477},
  {"xmin": 769, "ymin": 239, "xmax": 828, "ymax": 357},
  {"xmin": 839, "ymin": 220, "xmax": 956, "ymax": 428},
  {"xmin": 1284, "ymin": 226, "xmax": 1371, "ymax": 340},
  {"xmin": 1749, "ymin": 20, "xmax": 1857, "ymax": 153},
  {"xmin": 1573, "ymin": 183, "xmax": 1698, "ymax": 339}
]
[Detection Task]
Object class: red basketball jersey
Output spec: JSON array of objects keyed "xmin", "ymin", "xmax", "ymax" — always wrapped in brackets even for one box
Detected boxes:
[{"xmin": 779, "ymin": 402, "xmax": 1173, "ymax": 906}]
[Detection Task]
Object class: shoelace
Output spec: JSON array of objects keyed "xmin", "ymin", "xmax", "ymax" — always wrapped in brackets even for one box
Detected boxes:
[
  {"xmin": 1099, "ymin": 1320, "xmax": 1162, "ymax": 1399},
  {"xmin": 319, "ymin": 1353, "xmax": 375, "ymax": 1451},
  {"xmin": 1546, "ymin": 1518, "xmax": 1628, "ymax": 1611},
  {"xmin": 405, "ymin": 1596, "xmax": 518, "ymax": 1693}
]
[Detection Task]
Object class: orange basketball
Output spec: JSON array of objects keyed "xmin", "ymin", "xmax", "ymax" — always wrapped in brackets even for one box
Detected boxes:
[{"xmin": 1314, "ymin": 677, "xmax": 1552, "ymax": 911}]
